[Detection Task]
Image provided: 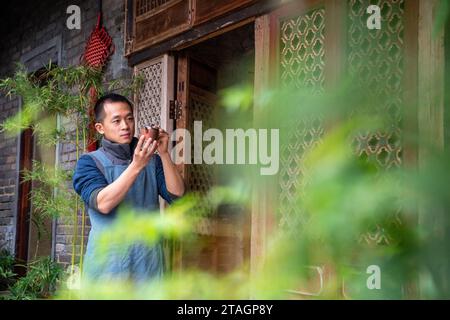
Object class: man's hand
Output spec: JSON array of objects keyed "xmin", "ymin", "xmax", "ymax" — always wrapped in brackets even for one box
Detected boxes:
[
  {"xmin": 131, "ymin": 134, "xmax": 158, "ymax": 171},
  {"xmin": 152, "ymin": 126, "xmax": 185, "ymax": 197},
  {"xmin": 155, "ymin": 126, "xmax": 170, "ymax": 155},
  {"xmin": 96, "ymin": 135, "xmax": 157, "ymax": 214},
  {"xmin": 96, "ymin": 130, "xmax": 184, "ymax": 214}
]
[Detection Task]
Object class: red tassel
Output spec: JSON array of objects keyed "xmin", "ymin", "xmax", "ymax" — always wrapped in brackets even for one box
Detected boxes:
[{"xmin": 80, "ymin": 7, "xmax": 115, "ymax": 152}]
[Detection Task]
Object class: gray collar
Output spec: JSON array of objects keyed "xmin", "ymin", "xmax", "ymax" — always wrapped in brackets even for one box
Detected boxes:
[{"xmin": 100, "ymin": 136, "xmax": 138, "ymax": 163}]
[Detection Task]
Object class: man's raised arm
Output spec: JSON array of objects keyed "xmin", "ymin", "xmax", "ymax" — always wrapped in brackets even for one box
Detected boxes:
[{"xmin": 96, "ymin": 136, "xmax": 158, "ymax": 214}]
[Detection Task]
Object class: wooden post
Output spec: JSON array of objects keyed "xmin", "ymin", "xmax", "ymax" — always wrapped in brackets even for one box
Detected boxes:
[
  {"xmin": 250, "ymin": 14, "xmax": 277, "ymax": 298},
  {"xmin": 418, "ymin": 0, "xmax": 445, "ymax": 157},
  {"xmin": 251, "ymin": 13, "xmax": 269, "ymax": 277},
  {"xmin": 417, "ymin": 0, "xmax": 446, "ymax": 298}
]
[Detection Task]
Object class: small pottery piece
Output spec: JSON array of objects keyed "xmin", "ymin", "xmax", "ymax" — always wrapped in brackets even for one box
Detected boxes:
[{"xmin": 140, "ymin": 125, "xmax": 159, "ymax": 141}]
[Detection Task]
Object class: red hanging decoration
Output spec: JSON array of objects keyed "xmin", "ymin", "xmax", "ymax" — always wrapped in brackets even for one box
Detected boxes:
[
  {"xmin": 80, "ymin": 2, "xmax": 115, "ymax": 152},
  {"xmin": 81, "ymin": 14, "xmax": 115, "ymax": 69}
]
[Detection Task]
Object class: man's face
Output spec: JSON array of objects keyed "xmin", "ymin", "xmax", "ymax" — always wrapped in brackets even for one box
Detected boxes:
[{"xmin": 94, "ymin": 101, "xmax": 135, "ymax": 144}]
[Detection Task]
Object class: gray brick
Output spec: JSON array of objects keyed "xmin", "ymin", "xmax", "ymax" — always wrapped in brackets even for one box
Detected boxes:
[
  {"xmin": 0, "ymin": 195, "xmax": 13, "ymax": 202},
  {"xmin": 0, "ymin": 202, "xmax": 12, "ymax": 210},
  {"xmin": 0, "ymin": 210, "xmax": 13, "ymax": 218},
  {"xmin": 0, "ymin": 217, "xmax": 13, "ymax": 225}
]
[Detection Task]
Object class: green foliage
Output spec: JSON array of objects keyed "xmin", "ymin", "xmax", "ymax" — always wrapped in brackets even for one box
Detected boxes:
[
  {"xmin": 55, "ymin": 73, "xmax": 449, "ymax": 299},
  {"xmin": 0, "ymin": 61, "xmax": 144, "ymax": 299},
  {"xmin": 107, "ymin": 73, "xmax": 145, "ymax": 98},
  {"xmin": 22, "ymin": 160, "xmax": 75, "ymax": 221},
  {"xmin": 433, "ymin": 0, "xmax": 450, "ymax": 37},
  {"xmin": 5, "ymin": 6, "xmax": 450, "ymax": 300},
  {"xmin": 219, "ymin": 83, "xmax": 254, "ymax": 112},
  {"xmin": 93, "ymin": 184, "xmax": 250, "ymax": 266},
  {"xmin": 0, "ymin": 62, "xmax": 142, "ymax": 144},
  {"xmin": 20, "ymin": 160, "xmax": 76, "ymax": 251},
  {"xmin": 0, "ymin": 249, "xmax": 16, "ymax": 291},
  {"xmin": 0, "ymin": 63, "xmax": 99, "ymax": 139},
  {"xmin": 2, "ymin": 257, "xmax": 63, "ymax": 300}
]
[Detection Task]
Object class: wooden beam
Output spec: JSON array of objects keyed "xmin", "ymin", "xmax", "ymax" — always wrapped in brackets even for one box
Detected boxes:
[{"xmin": 127, "ymin": 0, "xmax": 282, "ymax": 66}]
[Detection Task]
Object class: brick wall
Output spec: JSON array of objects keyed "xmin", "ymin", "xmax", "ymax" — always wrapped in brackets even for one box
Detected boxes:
[
  {"xmin": 54, "ymin": 0, "xmax": 132, "ymax": 270},
  {"xmin": 0, "ymin": 96, "xmax": 19, "ymax": 251},
  {"xmin": 0, "ymin": 0, "xmax": 132, "ymax": 270},
  {"xmin": 0, "ymin": 0, "xmax": 251, "ymax": 277}
]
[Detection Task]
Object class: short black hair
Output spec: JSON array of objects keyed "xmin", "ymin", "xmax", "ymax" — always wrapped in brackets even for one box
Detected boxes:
[{"xmin": 94, "ymin": 93, "xmax": 133, "ymax": 123}]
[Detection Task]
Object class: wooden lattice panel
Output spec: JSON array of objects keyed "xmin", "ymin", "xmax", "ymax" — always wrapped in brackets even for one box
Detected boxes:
[
  {"xmin": 347, "ymin": 0, "xmax": 405, "ymax": 245},
  {"xmin": 136, "ymin": 61, "xmax": 163, "ymax": 130},
  {"xmin": 188, "ymin": 92, "xmax": 217, "ymax": 235},
  {"xmin": 348, "ymin": 0, "xmax": 404, "ymax": 170},
  {"xmin": 280, "ymin": 7, "xmax": 325, "ymax": 94},
  {"xmin": 136, "ymin": 0, "xmax": 172, "ymax": 16},
  {"xmin": 193, "ymin": 0, "xmax": 258, "ymax": 26},
  {"xmin": 278, "ymin": 7, "xmax": 326, "ymax": 230}
]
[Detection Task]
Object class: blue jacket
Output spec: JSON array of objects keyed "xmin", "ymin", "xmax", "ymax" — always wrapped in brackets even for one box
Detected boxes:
[{"xmin": 72, "ymin": 136, "xmax": 177, "ymax": 283}]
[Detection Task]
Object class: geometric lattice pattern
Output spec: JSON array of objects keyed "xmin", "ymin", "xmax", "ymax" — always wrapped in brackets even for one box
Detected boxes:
[
  {"xmin": 280, "ymin": 7, "xmax": 325, "ymax": 94},
  {"xmin": 188, "ymin": 96, "xmax": 215, "ymax": 195},
  {"xmin": 278, "ymin": 7, "xmax": 326, "ymax": 230},
  {"xmin": 136, "ymin": 0, "xmax": 172, "ymax": 16},
  {"xmin": 278, "ymin": 117, "xmax": 324, "ymax": 230},
  {"xmin": 136, "ymin": 62, "xmax": 163, "ymax": 131},
  {"xmin": 188, "ymin": 94, "xmax": 217, "ymax": 235},
  {"xmin": 347, "ymin": 0, "xmax": 405, "ymax": 245},
  {"xmin": 348, "ymin": 0, "xmax": 404, "ymax": 170}
]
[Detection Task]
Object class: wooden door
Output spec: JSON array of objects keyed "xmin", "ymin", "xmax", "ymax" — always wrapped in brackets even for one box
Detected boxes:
[
  {"xmin": 172, "ymin": 52, "xmax": 250, "ymax": 275},
  {"xmin": 15, "ymin": 69, "xmax": 58, "ymax": 273},
  {"xmin": 134, "ymin": 54, "xmax": 175, "ymax": 138},
  {"xmin": 27, "ymin": 116, "xmax": 56, "ymax": 262},
  {"xmin": 173, "ymin": 53, "xmax": 219, "ymax": 273},
  {"xmin": 134, "ymin": 54, "xmax": 176, "ymax": 272},
  {"xmin": 252, "ymin": 0, "xmax": 420, "ymax": 298},
  {"xmin": 14, "ymin": 127, "xmax": 34, "ymax": 276},
  {"xmin": 252, "ymin": 0, "xmax": 346, "ymax": 297}
]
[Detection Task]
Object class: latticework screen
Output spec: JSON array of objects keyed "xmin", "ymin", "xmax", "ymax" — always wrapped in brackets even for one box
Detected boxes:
[
  {"xmin": 278, "ymin": 7, "xmax": 326, "ymax": 230},
  {"xmin": 136, "ymin": 61, "xmax": 163, "ymax": 131},
  {"xmin": 276, "ymin": 1, "xmax": 406, "ymax": 242},
  {"xmin": 188, "ymin": 92, "xmax": 217, "ymax": 235},
  {"xmin": 347, "ymin": 0, "xmax": 405, "ymax": 245},
  {"xmin": 348, "ymin": 0, "xmax": 404, "ymax": 171},
  {"xmin": 280, "ymin": 7, "xmax": 326, "ymax": 94},
  {"xmin": 136, "ymin": 0, "xmax": 172, "ymax": 16}
]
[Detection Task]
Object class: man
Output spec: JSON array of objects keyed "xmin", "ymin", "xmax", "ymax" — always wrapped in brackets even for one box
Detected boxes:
[{"xmin": 72, "ymin": 93, "xmax": 185, "ymax": 284}]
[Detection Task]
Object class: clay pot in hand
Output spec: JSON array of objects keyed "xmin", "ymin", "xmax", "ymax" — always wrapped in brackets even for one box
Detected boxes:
[{"xmin": 140, "ymin": 126, "xmax": 159, "ymax": 141}]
